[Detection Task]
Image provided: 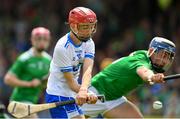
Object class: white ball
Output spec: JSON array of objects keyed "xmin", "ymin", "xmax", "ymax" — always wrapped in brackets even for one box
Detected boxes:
[{"xmin": 153, "ymin": 101, "xmax": 163, "ymax": 109}]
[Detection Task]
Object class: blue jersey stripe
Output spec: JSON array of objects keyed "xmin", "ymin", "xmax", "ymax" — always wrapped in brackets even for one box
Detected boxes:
[
  {"xmin": 60, "ymin": 68, "xmax": 73, "ymax": 72},
  {"xmin": 60, "ymin": 66, "xmax": 73, "ymax": 72},
  {"xmin": 85, "ymin": 54, "xmax": 94, "ymax": 59}
]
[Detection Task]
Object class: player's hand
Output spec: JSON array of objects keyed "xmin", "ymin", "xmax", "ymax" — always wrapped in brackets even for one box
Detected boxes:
[
  {"xmin": 87, "ymin": 91, "xmax": 98, "ymax": 104},
  {"xmin": 76, "ymin": 88, "xmax": 88, "ymax": 106},
  {"xmin": 151, "ymin": 73, "xmax": 165, "ymax": 83},
  {"xmin": 30, "ymin": 79, "xmax": 42, "ymax": 87}
]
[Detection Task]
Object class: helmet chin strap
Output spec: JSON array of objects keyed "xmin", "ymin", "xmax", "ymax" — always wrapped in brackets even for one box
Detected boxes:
[
  {"xmin": 150, "ymin": 59, "xmax": 165, "ymax": 73},
  {"xmin": 71, "ymin": 30, "xmax": 90, "ymax": 42},
  {"xmin": 70, "ymin": 25, "xmax": 91, "ymax": 42},
  {"xmin": 147, "ymin": 48, "xmax": 156, "ymax": 57}
]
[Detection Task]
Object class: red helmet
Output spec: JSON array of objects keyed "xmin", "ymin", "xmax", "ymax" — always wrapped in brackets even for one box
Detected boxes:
[
  {"xmin": 68, "ymin": 7, "xmax": 97, "ymax": 24},
  {"xmin": 31, "ymin": 27, "xmax": 51, "ymax": 38}
]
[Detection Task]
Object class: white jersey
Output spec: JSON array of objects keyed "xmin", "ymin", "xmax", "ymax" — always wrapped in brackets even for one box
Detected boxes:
[{"xmin": 46, "ymin": 33, "xmax": 95, "ymax": 97}]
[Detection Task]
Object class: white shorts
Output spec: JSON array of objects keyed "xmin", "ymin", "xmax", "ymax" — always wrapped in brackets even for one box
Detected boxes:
[{"xmin": 81, "ymin": 86, "xmax": 127, "ymax": 117}]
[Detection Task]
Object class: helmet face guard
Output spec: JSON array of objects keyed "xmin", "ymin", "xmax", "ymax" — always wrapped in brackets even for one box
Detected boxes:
[
  {"xmin": 68, "ymin": 7, "xmax": 97, "ymax": 42},
  {"xmin": 149, "ymin": 37, "xmax": 176, "ymax": 73},
  {"xmin": 77, "ymin": 22, "xmax": 97, "ymax": 33},
  {"xmin": 71, "ymin": 22, "xmax": 97, "ymax": 42},
  {"xmin": 151, "ymin": 49, "xmax": 174, "ymax": 73}
]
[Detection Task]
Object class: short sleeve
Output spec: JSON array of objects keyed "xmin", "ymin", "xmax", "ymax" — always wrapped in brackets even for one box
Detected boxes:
[
  {"xmin": 52, "ymin": 46, "xmax": 73, "ymax": 72},
  {"xmin": 84, "ymin": 39, "xmax": 95, "ymax": 59},
  {"xmin": 133, "ymin": 60, "xmax": 152, "ymax": 74}
]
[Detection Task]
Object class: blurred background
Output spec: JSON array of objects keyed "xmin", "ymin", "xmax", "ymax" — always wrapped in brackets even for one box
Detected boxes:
[{"xmin": 0, "ymin": 0, "xmax": 180, "ymax": 118}]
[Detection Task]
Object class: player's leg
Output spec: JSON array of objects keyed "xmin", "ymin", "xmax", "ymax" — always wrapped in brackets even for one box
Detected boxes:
[
  {"xmin": 82, "ymin": 86, "xmax": 142, "ymax": 118},
  {"xmin": 45, "ymin": 92, "xmax": 84, "ymax": 118},
  {"xmin": 103, "ymin": 100, "xmax": 143, "ymax": 118}
]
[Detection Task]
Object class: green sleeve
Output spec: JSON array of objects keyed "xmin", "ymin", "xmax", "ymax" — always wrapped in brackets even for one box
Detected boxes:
[
  {"xmin": 9, "ymin": 57, "xmax": 25, "ymax": 77},
  {"xmin": 134, "ymin": 61, "xmax": 151, "ymax": 74},
  {"xmin": 136, "ymin": 61, "xmax": 150, "ymax": 68}
]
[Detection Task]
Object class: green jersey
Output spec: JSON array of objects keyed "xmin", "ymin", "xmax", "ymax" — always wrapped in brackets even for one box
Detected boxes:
[
  {"xmin": 91, "ymin": 50, "xmax": 153, "ymax": 101},
  {"xmin": 9, "ymin": 48, "xmax": 51, "ymax": 103}
]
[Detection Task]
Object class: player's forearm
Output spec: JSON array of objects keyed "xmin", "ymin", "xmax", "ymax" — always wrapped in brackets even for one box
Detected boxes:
[
  {"xmin": 4, "ymin": 73, "xmax": 31, "ymax": 87},
  {"xmin": 81, "ymin": 59, "xmax": 94, "ymax": 90},
  {"xmin": 81, "ymin": 70, "xmax": 92, "ymax": 90},
  {"xmin": 63, "ymin": 72, "xmax": 80, "ymax": 93},
  {"xmin": 136, "ymin": 66, "xmax": 154, "ymax": 82},
  {"xmin": 67, "ymin": 80, "xmax": 80, "ymax": 93},
  {"xmin": 137, "ymin": 66, "xmax": 165, "ymax": 84}
]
